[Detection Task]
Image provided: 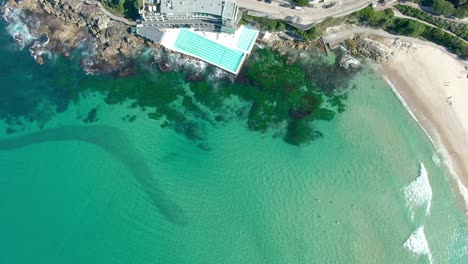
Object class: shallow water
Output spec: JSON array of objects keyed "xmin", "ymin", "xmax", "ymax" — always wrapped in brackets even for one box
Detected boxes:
[{"xmin": 0, "ymin": 17, "xmax": 466, "ymax": 264}]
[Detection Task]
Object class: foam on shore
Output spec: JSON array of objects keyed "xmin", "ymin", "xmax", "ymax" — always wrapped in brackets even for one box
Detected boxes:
[
  {"xmin": 431, "ymin": 153, "xmax": 441, "ymax": 167},
  {"xmin": 436, "ymin": 140, "xmax": 468, "ymax": 212},
  {"xmin": 403, "ymin": 226, "xmax": 434, "ymax": 263}
]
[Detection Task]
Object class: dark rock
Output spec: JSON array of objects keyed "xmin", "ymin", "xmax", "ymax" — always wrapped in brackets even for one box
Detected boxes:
[
  {"xmin": 128, "ymin": 115, "xmax": 137, "ymax": 123},
  {"xmin": 6, "ymin": 0, "xmax": 147, "ymax": 75},
  {"xmin": 288, "ymin": 108, "xmax": 311, "ymax": 120},
  {"xmin": 159, "ymin": 59, "xmax": 173, "ymax": 72},
  {"xmin": 187, "ymin": 74, "xmax": 204, "ymax": 81},
  {"xmin": 83, "ymin": 107, "xmax": 98, "ymax": 123}
]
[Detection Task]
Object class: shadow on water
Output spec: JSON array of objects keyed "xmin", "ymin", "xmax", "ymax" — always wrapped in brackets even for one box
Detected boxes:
[{"xmin": 0, "ymin": 125, "xmax": 187, "ymax": 225}]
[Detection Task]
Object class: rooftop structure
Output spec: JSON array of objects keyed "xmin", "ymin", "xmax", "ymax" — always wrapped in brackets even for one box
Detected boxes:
[
  {"xmin": 138, "ymin": 0, "xmax": 240, "ymax": 36},
  {"xmin": 136, "ymin": 0, "xmax": 256, "ymax": 74}
]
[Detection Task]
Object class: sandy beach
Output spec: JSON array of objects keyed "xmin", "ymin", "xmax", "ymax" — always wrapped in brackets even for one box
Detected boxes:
[{"xmin": 379, "ymin": 43, "xmax": 468, "ymax": 209}]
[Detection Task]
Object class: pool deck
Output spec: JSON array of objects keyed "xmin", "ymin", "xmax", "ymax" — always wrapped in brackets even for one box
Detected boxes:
[{"xmin": 160, "ymin": 26, "xmax": 258, "ymax": 74}]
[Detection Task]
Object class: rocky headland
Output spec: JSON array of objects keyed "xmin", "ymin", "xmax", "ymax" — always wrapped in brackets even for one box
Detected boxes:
[
  {"xmin": 2, "ymin": 0, "xmax": 155, "ymax": 75},
  {"xmin": 1, "ymin": 0, "xmax": 407, "ymax": 77}
]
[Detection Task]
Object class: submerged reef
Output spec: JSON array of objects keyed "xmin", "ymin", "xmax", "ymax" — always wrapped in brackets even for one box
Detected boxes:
[
  {"xmin": 2, "ymin": 0, "xmax": 149, "ymax": 74},
  {"xmin": 79, "ymin": 48, "xmax": 358, "ymax": 146}
]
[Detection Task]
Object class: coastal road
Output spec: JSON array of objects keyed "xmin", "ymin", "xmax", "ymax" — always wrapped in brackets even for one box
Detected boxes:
[{"xmin": 238, "ymin": 0, "xmax": 372, "ymax": 25}]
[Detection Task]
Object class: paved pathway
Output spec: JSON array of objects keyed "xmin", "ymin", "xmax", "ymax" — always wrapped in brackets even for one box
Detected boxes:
[{"xmin": 87, "ymin": 1, "xmax": 137, "ymax": 26}]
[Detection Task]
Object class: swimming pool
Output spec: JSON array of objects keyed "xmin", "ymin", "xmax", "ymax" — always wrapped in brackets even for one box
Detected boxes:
[{"xmin": 174, "ymin": 29, "xmax": 245, "ymax": 74}]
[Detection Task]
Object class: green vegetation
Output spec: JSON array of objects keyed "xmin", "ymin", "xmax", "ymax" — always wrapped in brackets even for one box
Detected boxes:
[
  {"xmin": 292, "ymin": 0, "xmax": 310, "ymax": 6},
  {"xmin": 296, "ymin": 26, "xmax": 321, "ymax": 41},
  {"xmin": 242, "ymin": 50, "xmax": 335, "ymax": 144},
  {"xmin": 296, "ymin": 16, "xmax": 350, "ymax": 41},
  {"xmin": 395, "ymin": 4, "xmax": 468, "ymax": 40},
  {"xmin": 433, "ymin": 0, "xmax": 468, "ymax": 17},
  {"xmin": 405, "ymin": 0, "xmax": 468, "ymax": 18},
  {"xmin": 400, "ymin": 20, "xmax": 467, "ymax": 56},
  {"xmin": 354, "ymin": 6, "xmax": 468, "ymax": 57},
  {"xmin": 241, "ymin": 15, "xmax": 287, "ymax": 31},
  {"xmin": 242, "ymin": 11, "xmax": 351, "ymax": 41},
  {"xmin": 433, "ymin": 0, "xmax": 456, "ymax": 15},
  {"xmin": 355, "ymin": 7, "xmax": 395, "ymax": 27},
  {"xmin": 101, "ymin": 0, "xmax": 143, "ymax": 19}
]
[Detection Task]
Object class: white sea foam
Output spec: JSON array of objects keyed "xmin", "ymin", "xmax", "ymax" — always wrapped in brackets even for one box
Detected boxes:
[
  {"xmin": 437, "ymin": 143, "xmax": 468, "ymax": 212},
  {"xmin": 432, "ymin": 153, "xmax": 441, "ymax": 167},
  {"xmin": 403, "ymin": 162, "xmax": 433, "ymax": 219},
  {"xmin": 403, "ymin": 226, "xmax": 434, "ymax": 263},
  {"xmin": 2, "ymin": 7, "xmax": 36, "ymax": 49},
  {"xmin": 163, "ymin": 52, "xmax": 208, "ymax": 74},
  {"xmin": 79, "ymin": 38, "xmax": 98, "ymax": 58}
]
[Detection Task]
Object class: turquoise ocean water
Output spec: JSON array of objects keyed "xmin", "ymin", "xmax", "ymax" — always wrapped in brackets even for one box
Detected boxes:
[{"xmin": 0, "ymin": 19, "xmax": 467, "ymax": 264}]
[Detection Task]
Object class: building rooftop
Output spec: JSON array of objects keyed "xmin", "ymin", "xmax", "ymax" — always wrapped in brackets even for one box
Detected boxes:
[
  {"xmin": 222, "ymin": 1, "xmax": 237, "ymax": 20},
  {"xmin": 136, "ymin": 26, "xmax": 164, "ymax": 42},
  {"xmin": 160, "ymin": 0, "xmax": 225, "ymax": 16}
]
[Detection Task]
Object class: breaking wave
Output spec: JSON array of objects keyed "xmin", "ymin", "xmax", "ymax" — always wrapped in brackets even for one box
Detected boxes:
[
  {"xmin": 151, "ymin": 48, "xmax": 232, "ymax": 79},
  {"xmin": 2, "ymin": 6, "xmax": 36, "ymax": 49},
  {"xmin": 76, "ymin": 38, "xmax": 100, "ymax": 75},
  {"xmin": 28, "ymin": 35, "xmax": 51, "ymax": 63},
  {"xmin": 403, "ymin": 226, "xmax": 434, "ymax": 263},
  {"xmin": 403, "ymin": 162, "xmax": 433, "ymax": 220}
]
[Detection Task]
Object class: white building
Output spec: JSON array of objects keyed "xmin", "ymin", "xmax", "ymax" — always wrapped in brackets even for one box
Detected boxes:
[{"xmin": 139, "ymin": 0, "xmax": 240, "ymax": 35}]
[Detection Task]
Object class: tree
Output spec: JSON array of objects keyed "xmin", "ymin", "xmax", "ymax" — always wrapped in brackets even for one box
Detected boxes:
[
  {"xmin": 407, "ymin": 20, "xmax": 426, "ymax": 36},
  {"xmin": 265, "ymin": 19, "xmax": 278, "ymax": 31},
  {"xmin": 454, "ymin": 7, "xmax": 468, "ymax": 18},
  {"xmin": 277, "ymin": 22, "xmax": 286, "ymax": 31},
  {"xmin": 101, "ymin": 0, "xmax": 143, "ymax": 19},
  {"xmin": 299, "ymin": 26, "xmax": 321, "ymax": 41},
  {"xmin": 433, "ymin": 0, "xmax": 456, "ymax": 16},
  {"xmin": 448, "ymin": 0, "xmax": 467, "ymax": 6},
  {"xmin": 394, "ymin": 19, "xmax": 426, "ymax": 36},
  {"xmin": 297, "ymin": 0, "xmax": 309, "ymax": 6}
]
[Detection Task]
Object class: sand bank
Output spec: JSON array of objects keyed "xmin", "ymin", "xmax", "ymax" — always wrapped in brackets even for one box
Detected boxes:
[{"xmin": 379, "ymin": 44, "xmax": 468, "ymax": 209}]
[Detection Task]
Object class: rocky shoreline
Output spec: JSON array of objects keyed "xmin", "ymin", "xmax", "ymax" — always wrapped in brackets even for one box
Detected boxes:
[
  {"xmin": 1, "ymin": 0, "xmax": 408, "ymax": 77},
  {"xmin": 2, "ymin": 0, "xmax": 152, "ymax": 75}
]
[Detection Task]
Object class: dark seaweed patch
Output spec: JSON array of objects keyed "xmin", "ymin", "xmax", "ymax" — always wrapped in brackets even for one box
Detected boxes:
[
  {"xmin": 0, "ymin": 21, "xmax": 359, "ymax": 146},
  {"xmin": 83, "ymin": 107, "xmax": 98, "ymax": 123}
]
